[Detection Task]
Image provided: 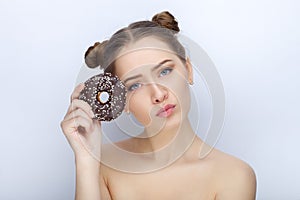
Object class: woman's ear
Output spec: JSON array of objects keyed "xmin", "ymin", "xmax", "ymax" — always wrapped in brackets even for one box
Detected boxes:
[{"xmin": 186, "ymin": 57, "xmax": 194, "ymax": 85}]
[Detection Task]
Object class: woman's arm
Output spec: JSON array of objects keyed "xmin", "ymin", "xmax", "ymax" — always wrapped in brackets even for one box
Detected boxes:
[
  {"xmin": 61, "ymin": 84, "xmax": 112, "ymax": 200},
  {"xmin": 75, "ymin": 157, "xmax": 101, "ymax": 200}
]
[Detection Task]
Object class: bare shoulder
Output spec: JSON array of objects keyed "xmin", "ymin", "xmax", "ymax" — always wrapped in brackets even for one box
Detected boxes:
[{"xmin": 208, "ymin": 148, "xmax": 257, "ymax": 200}]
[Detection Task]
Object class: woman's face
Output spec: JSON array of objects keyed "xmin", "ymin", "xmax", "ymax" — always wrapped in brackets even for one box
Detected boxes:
[{"xmin": 114, "ymin": 37, "xmax": 193, "ymax": 131}]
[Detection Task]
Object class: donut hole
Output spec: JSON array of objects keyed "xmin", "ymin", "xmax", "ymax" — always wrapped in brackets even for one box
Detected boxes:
[{"xmin": 97, "ymin": 91, "xmax": 110, "ymax": 104}]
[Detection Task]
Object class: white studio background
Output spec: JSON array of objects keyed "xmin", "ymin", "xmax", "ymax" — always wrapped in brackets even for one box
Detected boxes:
[{"xmin": 0, "ymin": 0, "xmax": 299, "ymax": 199}]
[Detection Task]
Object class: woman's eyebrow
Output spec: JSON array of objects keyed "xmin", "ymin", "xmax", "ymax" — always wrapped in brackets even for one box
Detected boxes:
[
  {"xmin": 151, "ymin": 59, "xmax": 173, "ymax": 71},
  {"xmin": 123, "ymin": 59, "xmax": 173, "ymax": 84},
  {"xmin": 123, "ymin": 74, "xmax": 142, "ymax": 84}
]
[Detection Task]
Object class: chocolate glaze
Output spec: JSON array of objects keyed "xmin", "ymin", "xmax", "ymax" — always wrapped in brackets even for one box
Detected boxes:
[{"xmin": 79, "ymin": 73, "xmax": 127, "ymax": 121}]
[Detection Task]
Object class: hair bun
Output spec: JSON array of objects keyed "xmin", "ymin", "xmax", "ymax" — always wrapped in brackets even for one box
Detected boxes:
[
  {"xmin": 151, "ymin": 11, "xmax": 180, "ymax": 33},
  {"xmin": 84, "ymin": 41, "xmax": 108, "ymax": 68}
]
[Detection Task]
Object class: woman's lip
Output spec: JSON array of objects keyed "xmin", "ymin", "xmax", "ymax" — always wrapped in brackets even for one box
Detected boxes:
[{"xmin": 156, "ymin": 104, "xmax": 176, "ymax": 117}]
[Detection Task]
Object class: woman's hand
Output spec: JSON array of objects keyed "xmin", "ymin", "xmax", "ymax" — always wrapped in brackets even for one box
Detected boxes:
[{"xmin": 60, "ymin": 83, "xmax": 102, "ymax": 161}]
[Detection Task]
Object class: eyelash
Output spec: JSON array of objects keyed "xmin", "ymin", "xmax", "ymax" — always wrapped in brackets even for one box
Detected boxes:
[
  {"xmin": 159, "ymin": 67, "xmax": 173, "ymax": 77},
  {"xmin": 128, "ymin": 83, "xmax": 142, "ymax": 91},
  {"xmin": 127, "ymin": 66, "xmax": 174, "ymax": 92}
]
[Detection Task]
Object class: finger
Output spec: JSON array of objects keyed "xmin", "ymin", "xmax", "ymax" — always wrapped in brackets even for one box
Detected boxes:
[
  {"xmin": 66, "ymin": 109, "xmax": 95, "ymax": 134},
  {"xmin": 73, "ymin": 116, "xmax": 92, "ymax": 133},
  {"xmin": 60, "ymin": 118, "xmax": 80, "ymax": 136},
  {"xmin": 64, "ymin": 107, "xmax": 93, "ymax": 123},
  {"xmin": 66, "ymin": 99, "xmax": 94, "ymax": 118},
  {"xmin": 61, "ymin": 116, "xmax": 93, "ymax": 135},
  {"xmin": 70, "ymin": 83, "xmax": 85, "ymax": 102},
  {"xmin": 60, "ymin": 119, "xmax": 77, "ymax": 136}
]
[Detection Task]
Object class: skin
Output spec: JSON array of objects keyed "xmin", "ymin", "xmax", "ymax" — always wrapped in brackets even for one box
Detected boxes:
[{"xmin": 61, "ymin": 37, "xmax": 256, "ymax": 200}]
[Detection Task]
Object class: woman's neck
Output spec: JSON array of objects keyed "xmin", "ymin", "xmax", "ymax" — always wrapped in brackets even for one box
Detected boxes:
[
  {"xmin": 133, "ymin": 119, "xmax": 196, "ymax": 155},
  {"xmin": 102, "ymin": 119, "xmax": 203, "ymax": 172}
]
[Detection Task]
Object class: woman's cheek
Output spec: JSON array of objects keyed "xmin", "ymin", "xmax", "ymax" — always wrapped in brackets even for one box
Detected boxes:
[
  {"xmin": 128, "ymin": 93, "xmax": 151, "ymax": 125},
  {"xmin": 166, "ymin": 75, "xmax": 191, "ymax": 113}
]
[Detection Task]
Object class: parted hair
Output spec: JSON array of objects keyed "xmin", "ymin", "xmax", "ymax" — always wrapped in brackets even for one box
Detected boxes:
[{"xmin": 84, "ymin": 11, "xmax": 186, "ymax": 75}]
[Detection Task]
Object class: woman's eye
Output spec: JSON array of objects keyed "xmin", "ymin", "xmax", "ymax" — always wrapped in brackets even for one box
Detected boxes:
[
  {"xmin": 159, "ymin": 68, "xmax": 173, "ymax": 77},
  {"xmin": 128, "ymin": 83, "xmax": 142, "ymax": 91}
]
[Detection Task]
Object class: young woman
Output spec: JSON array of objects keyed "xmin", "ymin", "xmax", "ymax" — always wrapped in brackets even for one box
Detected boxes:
[{"xmin": 61, "ymin": 11, "xmax": 256, "ymax": 200}]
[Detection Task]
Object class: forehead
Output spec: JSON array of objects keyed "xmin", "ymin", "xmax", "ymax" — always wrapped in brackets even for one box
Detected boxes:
[{"xmin": 114, "ymin": 37, "xmax": 180, "ymax": 78}]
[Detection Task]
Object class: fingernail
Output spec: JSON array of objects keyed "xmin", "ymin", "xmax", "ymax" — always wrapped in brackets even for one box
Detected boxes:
[
  {"xmin": 90, "ymin": 110, "xmax": 94, "ymax": 117},
  {"xmin": 76, "ymin": 83, "xmax": 84, "ymax": 89}
]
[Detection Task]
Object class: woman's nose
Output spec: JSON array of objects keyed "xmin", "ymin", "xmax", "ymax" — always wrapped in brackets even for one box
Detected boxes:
[{"xmin": 149, "ymin": 83, "xmax": 168, "ymax": 104}]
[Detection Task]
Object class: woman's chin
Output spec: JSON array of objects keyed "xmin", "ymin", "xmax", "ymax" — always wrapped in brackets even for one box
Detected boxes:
[{"xmin": 144, "ymin": 113, "xmax": 183, "ymax": 135}]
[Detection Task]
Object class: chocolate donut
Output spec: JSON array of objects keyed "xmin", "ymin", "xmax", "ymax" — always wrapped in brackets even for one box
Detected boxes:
[{"xmin": 79, "ymin": 73, "xmax": 127, "ymax": 121}]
